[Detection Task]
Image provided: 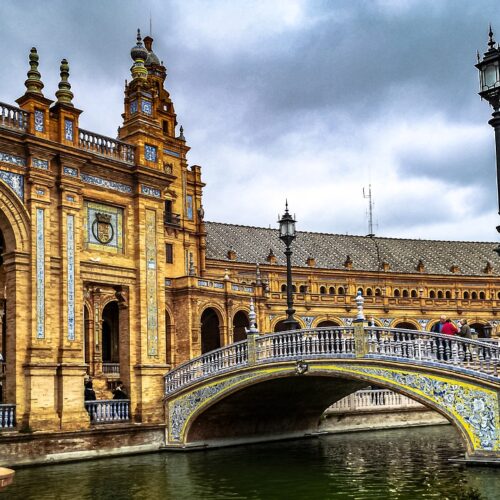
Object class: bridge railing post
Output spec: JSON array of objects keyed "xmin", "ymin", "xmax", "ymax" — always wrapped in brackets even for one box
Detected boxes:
[{"xmin": 247, "ymin": 333, "xmax": 258, "ymax": 365}]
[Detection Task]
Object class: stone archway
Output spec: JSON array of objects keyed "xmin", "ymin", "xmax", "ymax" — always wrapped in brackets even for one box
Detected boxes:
[
  {"xmin": 317, "ymin": 320, "xmax": 341, "ymax": 328},
  {"xmin": 393, "ymin": 321, "xmax": 419, "ymax": 331},
  {"xmin": 201, "ymin": 308, "xmax": 221, "ymax": 354}
]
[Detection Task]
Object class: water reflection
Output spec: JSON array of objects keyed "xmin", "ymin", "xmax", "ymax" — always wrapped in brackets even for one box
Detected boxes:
[{"xmin": 2, "ymin": 426, "xmax": 498, "ymax": 499}]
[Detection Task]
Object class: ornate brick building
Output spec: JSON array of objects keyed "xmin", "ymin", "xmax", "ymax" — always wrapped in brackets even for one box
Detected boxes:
[{"xmin": 0, "ymin": 31, "xmax": 498, "ymax": 438}]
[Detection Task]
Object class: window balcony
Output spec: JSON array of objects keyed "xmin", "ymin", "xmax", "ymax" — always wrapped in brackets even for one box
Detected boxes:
[
  {"xmin": 164, "ymin": 212, "xmax": 181, "ymax": 227},
  {"xmin": 85, "ymin": 399, "xmax": 130, "ymax": 424}
]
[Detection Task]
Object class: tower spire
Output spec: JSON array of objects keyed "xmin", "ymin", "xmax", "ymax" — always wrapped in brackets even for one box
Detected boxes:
[
  {"xmin": 489, "ymin": 24, "xmax": 496, "ymax": 50},
  {"xmin": 130, "ymin": 28, "xmax": 148, "ymax": 80},
  {"xmin": 55, "ymin": 59, "xmax": 74, "ymax": 105},
  {"xmin": 24, "ymin": 47, "xmax": 44, "ymax": 96}
]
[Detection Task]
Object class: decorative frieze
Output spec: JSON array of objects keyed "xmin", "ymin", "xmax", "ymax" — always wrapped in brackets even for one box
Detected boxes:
[
  {"xmin": 64, "ymin": 118, "xmax": 74, "ymax": 141},
  {"xmin": 63, "ymin": 166, "xmax": 78, "ymax": 177},
  {"xmin": 0, "ymin": 170, "xmax": 24, "ymax": 200},
  {"xmin": 141, "ymin": 185, "xmax": 161, "ymax": 198},
  {"xmin": 0, "ymin": 151, "xmax": 26, "ymax": 167},
  {"xmin": 301, "ymin": 316, "xmax": 315, "ymax": 329},
  {"xmin": 67, "ymin": 215, "xmax": 75, "ymax": 340},
  {"xmin": 36, "ymin": 208, "xmax": 45, "ymax": 339},
  {"xmin": 32, "ymin": 158, "xmax": 49, "ymax": 170},
  {"xmin": 34, "ymin": 109, "xmax": 44, "ymax": 132},
  {"xmin": 144, "ymin": 144, "xmax": 157, "ymax": 162},
  {"xmin": 81, "ymin": 173, "xmax": 132, "ymax": 194},
  {"xmin": 146, "ymin": 209, "xmax": 158, "ymax": 356},
  {"xmin": 163, "ymin": 148, "xmax": 180, "ymax": 158}
]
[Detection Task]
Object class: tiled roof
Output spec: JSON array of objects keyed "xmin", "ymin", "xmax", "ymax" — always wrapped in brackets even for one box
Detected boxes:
[{"xmin": 205, "ymin": 221, "xmax": 500, "ymax": 276}]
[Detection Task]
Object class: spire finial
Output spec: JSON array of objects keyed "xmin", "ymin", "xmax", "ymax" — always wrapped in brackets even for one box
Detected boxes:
[
  {"xmin": 245, "ymin": 298, "xmax": 259, "ymax": 334},
  {"xmin": 24, "ymin": 47, "xmax": 44, "ymax": 96},
  {"xmin": 130, "ymin": 28, "xmax": 148, "ymax": 80},
  {"xmin": 178, "ymin": 125, "xmax": 185, "ymax": 141},
  {"xmin": 55, "ymin": 59, "xmax": 73, "ymax": 105},
  {"xmin": 489, "ymin": 24, "xmax": 496, "ymax": 50}
]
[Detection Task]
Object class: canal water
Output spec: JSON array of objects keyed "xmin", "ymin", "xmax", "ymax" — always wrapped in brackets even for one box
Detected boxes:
[{"xmin": 2, "ymin": 426, "xmax": 499, "ymax": 499}]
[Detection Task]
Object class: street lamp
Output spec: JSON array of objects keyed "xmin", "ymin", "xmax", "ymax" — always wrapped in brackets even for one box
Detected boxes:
[
  {"xmin": 278, "ymin": 202, "xmax": 298, "ymax": 330},
  {"xmin": 476, "ymin": 26, "xmax": 500, "ymax": 255}
]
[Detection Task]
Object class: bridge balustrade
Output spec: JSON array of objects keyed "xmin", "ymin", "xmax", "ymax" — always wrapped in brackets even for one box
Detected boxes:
[
  {"xmin": 164, "ymin": 326, "xmax": 499, "ymax": 396},
  {"xmin": 0, "ymin": 102, "xmax": 28, "ymax": 132}
]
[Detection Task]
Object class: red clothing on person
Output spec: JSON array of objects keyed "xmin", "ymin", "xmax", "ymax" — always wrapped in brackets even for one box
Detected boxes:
[{"xmin": 441, "ymin": 322, "xmax": 458, "ymax": 335}]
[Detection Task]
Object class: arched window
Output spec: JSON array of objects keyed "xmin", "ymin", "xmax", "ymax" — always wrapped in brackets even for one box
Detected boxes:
[
  {"xmin": 337, "ymin": 287, "xmax": 345, "ymax": 295},
  {"xmin": 320, "ymin": 286, "xmax": 326, "ymax": 294},
  {"xmin": 411, "ymin": 290, "xmax": 417, "ymax": 298},
  {"xmin": 317, "ymin": 320, "xmax": 340, "ymax": 328},
  {"xmin": 375, "ymin": 288, "xmax": 382, "ymax": 296},
  {"xmin": 357, "ymin": 288, "xmax": 364, "ymax": 296},
  {"xmin": 402, "ymin": 290, "xmax": 409, "ymax": 298},
  {"xmin": 497, "ymin": 291, "xmax": 500, "ymax": 300},
  {"xmin": 329, "ymin": 287, "xmax": 335, "ymax": 295},
  {"xmin": 464, "ymin": 291, "xmax": 470, "ymax": 299},
  {"xmin": 299, "ymin": 285, "xmax": 306, "ymax": 293},
  {"xmin": 394, "ymin": 321, "xmax": 418, "ymax": 331},
  {"xmin": 394, "ymin": 289, "xmax": 400, "ymax": 297},
  {"xmin": 281, "ymin": 284, "xmax": 287, "ymax": 292},
  {"xmin": 292, "ymin": 285, "xmax": 297, "ymax": 293},
  {"xmin": 429, "ymin": 290, "xmax": 436, "ymax": 299},
  {"xmin": 201, "ymin": 308, "xmax": 221, "ymax": 354},
  {"xmin": 366, "ymin": 288, "xmax": 373, "ymax": 296},
  {"xmin": 437, "ymin": 291, "xmax": 444, "ymax": 299},
  {"xmin": 471, "ymin": 291, "xmax": 478, "ymax": 300},
  {"xmin": 233, "ymin": 311, "xmax": 249, "ymax": 343},
  {"xmin": 479, "ymin": 291, "xmax": 486, "ymax": 300},
  {"xmin": 445, "ymin": 291, "xmax": 452, "ymax": 299}
]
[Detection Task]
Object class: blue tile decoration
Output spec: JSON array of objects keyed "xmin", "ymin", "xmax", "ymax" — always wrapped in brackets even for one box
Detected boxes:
[
  {"xmin": 0, "ymin": 170, "xmax": 24, "ymax": 200},
  {"xmin": 165, "ymin": 279, "xmax": 172, "ymax": 287},
  {"xmin": 81, "ymin": 173, "xmax": 132, "ymax": 194},
  {"xmin": 144, "ymin": 144, "xmax": 157, "ymax": 162},
  {"xmin": 63, "ymin": 166, "xmax": 78, "ymax": 177},
  {"xmin": 36, "ymin": 208, "xmax": 45, "ymax": 339},
  {"xmin": 213, "ymin": 282, "xmax": 224, "ymax": 289},
  {"xmin": 64, "ymin": 118, "xmax": 74, "ymax": 141},
  {"xmin": 141, "ymin": 100, "xmax": 152, "ymax": 115},
  {"xmin": 36, "ymin": 189, "xmax": 45, "ymax": 196},
  {"xmin": 141, "ymin": 185, "xmax": 161, "ymax": 198},
  {"xmin": 163, "ymin": 148, "xmax": 180, "ymax": 158},
  {"xmin": 84, "ymin": 201, "xmax": 123, "ymax": 254},
  {"xmin": 129, "ymin": 100, "xmax": 138, "ymax": 114},
  {"xmin": 0, "ymin": 151, "xmax": 26, "ymax": 167},
  {"xmin": 34, "ymin": 109, "xmax": 44, "ymax": 132},
  {"xmin": 146, "ymin": 209, "xmax": 158, "ymax": 356},
  {"xmin": 66, "ymin": 195, "xmax": 75, "ymax": 202},
  {"xmin": 67, "ymin": 214, "xmax": 75, "ymax": 341},
  {"xmin": 186, "ymin": 195, "xmax": 193, "ymax": 220},
  {"xmin": 32, "ymin": 158, "xmax": 49, "ymax": 170}
]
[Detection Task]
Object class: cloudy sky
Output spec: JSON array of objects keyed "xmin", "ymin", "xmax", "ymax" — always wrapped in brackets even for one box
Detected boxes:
[{"xmin": 1, "ymin": 0, "xmax": 499, "ymax": 241}]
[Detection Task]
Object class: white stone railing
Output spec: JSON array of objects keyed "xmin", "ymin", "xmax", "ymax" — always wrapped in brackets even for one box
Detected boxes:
[
  {"xmin": 85, "ymin": 399, "xmax": 130, "ymax": 423},
  {"xmin": 0, "ymin": 102, "xmax": 28, "ymax": 132},
  {"xmin": 164, "ymin": 327, "xmax": 500, "ymax": 396},
  {"xmin": 102, "ymin": 363, "xmax": 120, "ymax": 375},
  {"xmin": 164, "ymin": 341, "xmax": 248, "ymax": 395},
  {"xmin": 79, "ymin": 129, "xmax": 135, "ymax": 164},
  {"xmin": 327, "ymin": 389, "xmax": 423, "ymax": 413},
  {"xmin": 0, "ymin": 404, "xmax": 15, "ymax": 429}
]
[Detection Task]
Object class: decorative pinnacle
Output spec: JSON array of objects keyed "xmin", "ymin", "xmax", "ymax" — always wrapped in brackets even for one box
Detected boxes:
[
  {"xmin": 55, "ymin": 59, "xmax": 74, "ymax": 105},
  {"xmin": 24, "ymin": 47, "xmax": 44, "ymax": 96},
  {"xmin": 178, "ymin": 125, "xmax": 185, "ymax": 141},
  {"xmin": 355, "ymin": 290, "xmax": 365, "ymax": 321},
  {"xmin": 130, "ymin": 29, "xmax": 148, "ymax": 80},
  {"xmin": 245, "ymin": 298, "xmax": 259, "ymax": 334},
  {"xmin": 489, "ymin": 24, "xmax": 496, "ymax": 50}
]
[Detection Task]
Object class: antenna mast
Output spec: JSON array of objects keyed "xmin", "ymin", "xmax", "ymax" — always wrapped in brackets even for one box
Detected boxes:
[{"xmin": 363, "ymin": 184, "xmax": 375, "ymax": 237}]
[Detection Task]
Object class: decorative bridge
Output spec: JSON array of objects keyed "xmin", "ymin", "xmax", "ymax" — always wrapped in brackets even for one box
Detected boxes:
[{"xmin": 164, "ymin": 323, "xmax": 500, "ymax": 463}]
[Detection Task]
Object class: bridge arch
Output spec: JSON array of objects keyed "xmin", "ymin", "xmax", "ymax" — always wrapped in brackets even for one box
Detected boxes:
[{"xmin": 167, "ymin": 360, "xmax": 498, "ymax": 460}]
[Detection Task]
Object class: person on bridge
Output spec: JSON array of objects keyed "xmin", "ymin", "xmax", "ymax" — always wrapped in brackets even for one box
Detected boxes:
[
  {"xmin": 431, "ymin": 315, "xmax": 446, "ymax": 333},
  {"xmin": 459, "ymin": 319, "xmax": 472, "ymax": 339},
  {"xmin": 441, "ymin": 319, "xmax": 458, "ymax": 335}
]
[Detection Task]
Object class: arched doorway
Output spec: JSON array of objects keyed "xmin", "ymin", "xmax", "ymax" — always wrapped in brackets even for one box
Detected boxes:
[
  {"xmin": 274, "ymin": 320, "xmax": 289, "ymax": 332},
  {"xmin": 201, "ymin": 308, "xmax": 221, "ymax": 354},
  {"xmin": 393, "ymin": 321, "xmax": 419, "ymax": 331},
  {"xmin": 470, "ymin": 322, "xmax": 485, "ymax": 338},
  {"xmin": 233, "ymin": 311, "xmax": 249, "ymax": 342},
  {"xmin": 102, "ymin": 301, "xmax": 119, "ymax": 363},
  {"xmin": 317, "ymin": 320, "xmax": 340, "ymax": 328}
]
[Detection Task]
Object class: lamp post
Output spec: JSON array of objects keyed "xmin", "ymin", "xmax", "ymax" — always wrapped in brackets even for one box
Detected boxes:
[
  {"xmin": 476, "ymin": 26, "xmax": 500, "ymax": 255},
  {"xmin": 278, "ymin": 202, "xmax": 298, "ymax": 330}
]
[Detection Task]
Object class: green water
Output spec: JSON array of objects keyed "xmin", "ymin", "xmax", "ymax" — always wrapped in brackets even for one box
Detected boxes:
[{"xmin": 2, "ymin": 426, "xmax": 498, "ymax": 499}]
